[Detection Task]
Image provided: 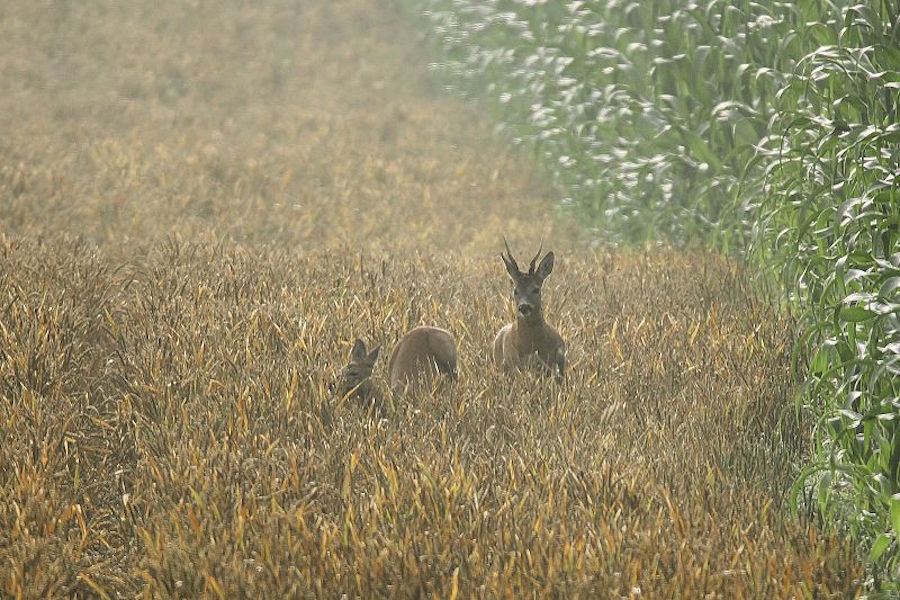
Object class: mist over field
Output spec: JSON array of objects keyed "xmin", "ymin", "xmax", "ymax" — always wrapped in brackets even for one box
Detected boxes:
[
  {"xmin": 1, "ymin": 1, "xmax": 569, "ymax": 255},
  {"xmin": 3, "ymin": 0, "xmax": 892, "ymax": 596}
]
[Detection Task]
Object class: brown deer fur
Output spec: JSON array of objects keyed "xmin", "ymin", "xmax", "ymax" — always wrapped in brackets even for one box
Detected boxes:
[{"xmin": 388, "ymin": 326, "xmax": 457, "ymax": 390}]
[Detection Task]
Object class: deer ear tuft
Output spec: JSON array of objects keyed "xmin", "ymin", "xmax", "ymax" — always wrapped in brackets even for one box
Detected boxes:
[{"xmin": 350, "ymin": 338, "xmax": 367, "ymax": 362}]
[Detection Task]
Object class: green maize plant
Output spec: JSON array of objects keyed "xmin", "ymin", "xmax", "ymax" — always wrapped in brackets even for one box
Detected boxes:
[
  {"xmin": 414, "ymin": 0, "xmax": 900, "ymax": 586},
  {"xmin": 755, "ymin": 2, "xmax": 900, "ymax": 586}
]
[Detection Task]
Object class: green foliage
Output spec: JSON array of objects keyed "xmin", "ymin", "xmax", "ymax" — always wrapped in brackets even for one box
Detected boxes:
[
  {"xmin": 761, "ymin": 4, "xmax": 900, "ymax": 586},
  {"xmin": 414, "ymin": 0, "xmax": 900, "ymax": 586},
  {"xmin": 419, "ymin": 0, "xmax": 792, "ymax": 245}
]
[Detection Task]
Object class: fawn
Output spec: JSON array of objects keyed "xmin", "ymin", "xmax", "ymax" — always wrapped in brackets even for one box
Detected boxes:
[
  {"xmin": 335, "ymin": 326, "xmax": 457, "ymax": 403},
  {"xmin": 492, "ymin": 239, "xmax": 566, "ymax": 381}
]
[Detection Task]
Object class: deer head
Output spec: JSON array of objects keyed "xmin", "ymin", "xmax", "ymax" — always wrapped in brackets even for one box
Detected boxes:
[
  {"xmin": 500, "ymin": 238, "xmax": 554, "ymax": 323},
  {"xmin": 334, "ymin": 338, "xmax": 381, "ymax": 400}
]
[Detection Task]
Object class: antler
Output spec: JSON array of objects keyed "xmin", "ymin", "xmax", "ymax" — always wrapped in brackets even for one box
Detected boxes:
[
  {"xmin": 528, "ymin": 238, "xmax": 544, "ymax": 275},
  {"xmin": 502, "ymin": 236, "xmax": 520, "ymax": 273}
]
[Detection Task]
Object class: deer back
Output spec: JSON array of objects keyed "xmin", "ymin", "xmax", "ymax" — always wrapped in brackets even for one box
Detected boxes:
[{"xmin": 389, "ymin": 326, "xmax": 458, "ymax": 390}]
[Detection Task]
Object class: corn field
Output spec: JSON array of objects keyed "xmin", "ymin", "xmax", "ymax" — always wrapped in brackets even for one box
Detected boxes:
[{"xmin": 416, "ymin": 0, "xmax": 900, "ymax": 588}]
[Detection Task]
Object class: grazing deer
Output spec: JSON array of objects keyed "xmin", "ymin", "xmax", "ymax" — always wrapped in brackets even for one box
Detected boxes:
[
  {"xmin": 334, "ymin": 327, "xmax": 457, "ymax": 403},
  {"xmin": 492, "ymin": 239, "xmax": 565, "ymax": 381},
  {"xmin": 388, "ymin": 326, "xmax": 457, "ymax": 390}
]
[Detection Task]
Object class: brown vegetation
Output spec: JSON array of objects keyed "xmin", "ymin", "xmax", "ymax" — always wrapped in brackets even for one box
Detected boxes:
[
  {"xmin": 0, "ymin": 239, "xmax": 861, "ymax": 597},
  {"xmin": 0, "ymin": 0, "xmax": 860, "ymax": 597}
]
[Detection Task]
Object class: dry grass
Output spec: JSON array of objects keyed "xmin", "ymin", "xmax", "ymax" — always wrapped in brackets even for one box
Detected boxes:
[
  {"xmin": 0, "ymin": 0, "xmax": 574, "ymax": 256},
  {"xmin": 0, "ymin": 239, "xmax": 861, "ymax": 597},
  {"xmin": 0, "ymin": 0, "xmax": 861, "ymax": 597}
]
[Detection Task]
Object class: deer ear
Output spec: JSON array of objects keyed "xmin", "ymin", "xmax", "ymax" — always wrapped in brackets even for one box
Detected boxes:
[
  {"xmin": 367, "ymin": 344, "xmax": 381, "ymax": 364},
  {"xmin": 501, "ymin": 253, "xmax": 519, "ymax": 280},
  {"xmin": 350, "ymin": 338, "xmax": 367, "ymax": 362},
  {"xmin": 537, "ymin": 251, "xmax": 554, "ymax": 280}
]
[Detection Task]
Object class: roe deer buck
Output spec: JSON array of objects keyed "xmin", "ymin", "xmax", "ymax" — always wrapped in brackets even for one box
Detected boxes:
[
  {"xmin": 492, "ymin": 239, "xmax": 565, "ymax": 381},
  {"xmin": 335, "ymin": 327, "xmax": 457, "ymax": 403}
]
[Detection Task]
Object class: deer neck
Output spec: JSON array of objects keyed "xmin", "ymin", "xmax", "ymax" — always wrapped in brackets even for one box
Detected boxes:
[{"xmin": 515, "ymin": 310, "xmax": 545, "ymax": 333}]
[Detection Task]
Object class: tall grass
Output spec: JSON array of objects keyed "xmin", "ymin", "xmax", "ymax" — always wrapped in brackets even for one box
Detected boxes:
[
  {"xmin": 414, "ymin": 0, "xmax": 900, "ymax": 585},
  {"xmin": 0, "ymin": 236, "xmax": 863, "ymax": 596}
]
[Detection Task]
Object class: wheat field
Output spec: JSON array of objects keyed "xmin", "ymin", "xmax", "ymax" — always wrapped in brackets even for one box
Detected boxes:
[{"xmin": 0, "ymin": 0, "xmax": 862, "ymax": 597}]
